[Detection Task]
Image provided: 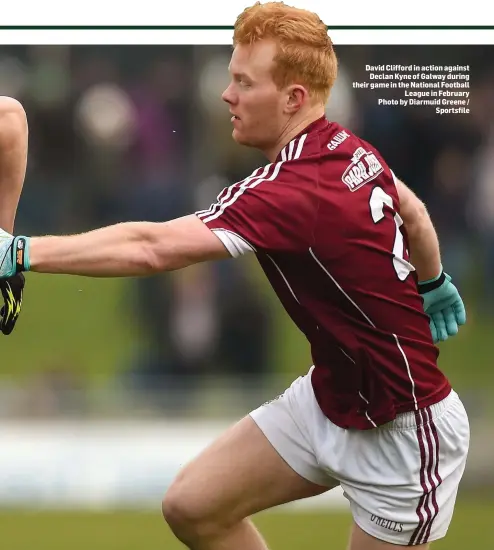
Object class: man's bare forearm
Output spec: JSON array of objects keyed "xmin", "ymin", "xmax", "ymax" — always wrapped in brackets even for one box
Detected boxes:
[
  {"xmin": 28, "ymin": 222, "xmax": 177, "ymax": 277},
  {"xmin": 0, "ymin": 97, "xmax": 28, "ymax": 233},
  {"xmin": 27, "ymin": 215, "xmax": 230, "ymax": 277}
]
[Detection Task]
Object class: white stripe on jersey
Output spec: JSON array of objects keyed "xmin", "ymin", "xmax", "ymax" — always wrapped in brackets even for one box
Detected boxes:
[
  {"xmin": 266, "ymin": 254, "xmax": 300, "ymax": 304},
  {"xmin": 196, "ymin": 166, "xmax": 267, "ymax": 220},
  {"xmin": 196, "ymin": 173, "xmax": 261, "ymax": 218},
  {"xmin": 309, "ymin": 248, "xmax": 375, "ymax": 327},
  {"xmin": 201, "ymin": 162, "xmax": 281, "ymax": 223},
  {"xmin": 309, "ymin": 247, "xmax": 417, "ymax": 412},
  {"xmin": 200, "ymin": 134, "xmax": 307, "ymax": 224},
  {"xmin": 339, "ymin": 347, "xmax": 378, "ymax": 428},
  {"xmin": 358, "ymin": 393, "xmax": 378, "ymax": 428},
  {"xmin": 294, "ymin": 133, "xmax": 308, "ymax": 160},
  {"xmin": 288, "ymin": 139, "xmax": 295, "ymax": 160},
  {"xmin": 393, "ymin": 333, "xmax": 418, "ymax": 409}
]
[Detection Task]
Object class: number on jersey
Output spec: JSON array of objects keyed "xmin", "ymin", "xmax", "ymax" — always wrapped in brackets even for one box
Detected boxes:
[{"xmin": 369, "ymin": 186, "xmax": 414, "ymax": 281}]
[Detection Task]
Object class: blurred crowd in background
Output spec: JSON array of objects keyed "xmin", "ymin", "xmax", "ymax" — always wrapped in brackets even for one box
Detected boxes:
[{"xmin": 0, "ymin": 44, "xmax": 492, "ymax": 420}]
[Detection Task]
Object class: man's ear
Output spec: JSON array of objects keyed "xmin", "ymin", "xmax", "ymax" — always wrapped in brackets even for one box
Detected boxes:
[{"xmin": 285, "ymin": 84, "xmax": 308, "ymax": 114}]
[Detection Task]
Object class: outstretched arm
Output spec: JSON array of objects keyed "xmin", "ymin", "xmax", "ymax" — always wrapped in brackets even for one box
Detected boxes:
[
  {"xmin": 0, "ymin": 102, "xmax": 229, "ymax": 279},
  {"xmin": 26, "ymin": 215, "xmax": 231, "ymax": 277}
]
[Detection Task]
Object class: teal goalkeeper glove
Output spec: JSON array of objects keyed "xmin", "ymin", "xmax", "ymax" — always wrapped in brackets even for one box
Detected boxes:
[
  {"xmin": 0, "ymin": 229, "xmax": 30, "ymax": 278},
  {"xmin": 418, "ymin": 270, "xmax": 466, "ymax": 344}
]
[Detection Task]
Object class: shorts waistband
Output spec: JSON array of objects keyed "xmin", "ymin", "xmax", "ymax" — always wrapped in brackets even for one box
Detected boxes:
[{"xmin": 383, "ymin": 390, "xmax": 456, "ymax": 431}]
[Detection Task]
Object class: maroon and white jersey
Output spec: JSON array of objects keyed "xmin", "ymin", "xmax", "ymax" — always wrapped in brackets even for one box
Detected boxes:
[{"xmin": 195, "ymin": 116, "xmax": 451, "ymax": 430}]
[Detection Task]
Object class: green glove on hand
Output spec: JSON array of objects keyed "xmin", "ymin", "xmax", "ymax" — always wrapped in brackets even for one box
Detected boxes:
[{"xmin": 419, "ymin": 270, "xmax": 466, "ymax": 344}]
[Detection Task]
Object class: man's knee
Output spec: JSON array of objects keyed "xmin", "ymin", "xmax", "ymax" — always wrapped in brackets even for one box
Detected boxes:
[
  {"xmin": 162, "ymin": 480, "xmax": 227, "ymax": 541},
  {"xmin": 0, "ymin": 96, "xmax": 27, "ymax": 132},
  {"xmin": 0, "ymin": 96, "xmax": 25, "ymax": 116},
  {"xmin": 162, "ymin": 482, "xmax": 193, "ymax": 530}
]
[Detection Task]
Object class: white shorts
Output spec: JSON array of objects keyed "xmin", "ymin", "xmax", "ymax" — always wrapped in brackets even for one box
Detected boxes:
[{"xmin": 249, "ymin": 367, "xmax": 470, "ymax": 546}]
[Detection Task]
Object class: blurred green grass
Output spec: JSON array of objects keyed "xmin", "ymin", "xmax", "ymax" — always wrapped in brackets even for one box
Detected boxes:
[
  {"xmin": 0, "ymin": 273, "xmax": 137, "ymax": 384},
  {"xmin": 0, "ymin": 269, "xmax": 490, "ymax": 394},
  {"xmin": 0, "ymin": 498, "xmax": 490, "ymax": 549}
]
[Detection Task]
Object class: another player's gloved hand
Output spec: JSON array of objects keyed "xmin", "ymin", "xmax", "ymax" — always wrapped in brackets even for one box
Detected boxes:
[
  {"xmin": 0, "ymin": 273, "xmax": 25, "ymax": 335},
  {"xmin": 418, "ymin": 269, "xmax": 466, "ymax": 344},
  {"xmin": 0, "ymin": 228, "xmax": 30, "ymax": 279},
  {"xmin": 0, "ymin": 229, "xmax": 30, "ymax": 335}
]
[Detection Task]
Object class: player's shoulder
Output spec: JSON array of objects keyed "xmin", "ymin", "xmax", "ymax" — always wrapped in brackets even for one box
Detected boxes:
[
  {"xmin": 272, "ymin": 116, "xmax": 338, "ymax": 185},
  {"xmin": 293, "ymin": 117, "xmax": 384, "ymax": 163},
  {"xmin": 261, "ymin": 117, "xmax": 391, "ymax": 189},
  {"xmin": 313, "ymin": 119, "xmax": 395, "ymax": 193},
  {"xmin": 319, "ymin": 120, "xmax": 382, "ymax": 159},
  {"xmin": 281, "ymin": 116, "xmax": 342, "ymax": 161},
  {"xmin": 268, "ymin": 122, "xmax": 322, "ymax": 186}
]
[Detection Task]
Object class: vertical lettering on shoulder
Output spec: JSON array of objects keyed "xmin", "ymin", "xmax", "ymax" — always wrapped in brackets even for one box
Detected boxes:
[{"xmin": 327, "ymin": 130, "xmax": 350, "ymax": 151}]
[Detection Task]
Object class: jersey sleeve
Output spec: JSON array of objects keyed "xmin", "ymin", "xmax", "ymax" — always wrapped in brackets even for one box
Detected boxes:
[{"xmin": 195, "ymin": 158, "xmax": 318, "ymax": 257}]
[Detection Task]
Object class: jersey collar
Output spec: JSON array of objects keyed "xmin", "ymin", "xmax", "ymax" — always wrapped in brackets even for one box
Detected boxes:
[{"xmin": 276, "ymin": 116, "xmax": 330, "ymax": 162}]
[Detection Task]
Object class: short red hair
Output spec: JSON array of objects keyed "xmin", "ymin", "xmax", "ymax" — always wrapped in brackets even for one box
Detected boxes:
[{"xmin": 233, "ymin": 1, "xmax": 338, "ymax": 104}]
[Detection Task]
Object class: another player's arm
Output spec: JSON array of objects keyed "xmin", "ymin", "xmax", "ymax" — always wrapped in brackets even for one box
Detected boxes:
[
  {"xmin": 394, "ymin": 178, "xmax": 441, "ymax": 282},
  {"xmin": 26, "ymin": 215, "xmax": 231, "ymax": 277},
  {"xmin": 0, "ymin": 97, "xmax": 28, "ymax": 233}
]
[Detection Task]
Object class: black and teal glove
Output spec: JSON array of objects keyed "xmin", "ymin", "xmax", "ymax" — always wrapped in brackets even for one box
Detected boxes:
[
  {"xmin": 418, "ymin": 270, "xmax": 466, "ymax": 343},
  {"xmin": 0, "ymin": 230, "xmax": 30, "ymax": 335},
  {"xmin": 0, "ymin": 231, "xmax": 30, "ymax": 277},
  {"xmin": 0, "ymin": 273, "xmax": 25, "ymax": 335}
]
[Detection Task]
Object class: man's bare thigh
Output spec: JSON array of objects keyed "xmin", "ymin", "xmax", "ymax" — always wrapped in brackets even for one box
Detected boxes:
[{"xmin": 163, "ymin": 415, "xmax": 335, "ymax": 524}]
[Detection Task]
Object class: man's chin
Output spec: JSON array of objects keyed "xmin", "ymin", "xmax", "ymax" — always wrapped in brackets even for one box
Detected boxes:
[{"xmin": 232, "ymin": 129, "xmax": 255, "ymax": 148}]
